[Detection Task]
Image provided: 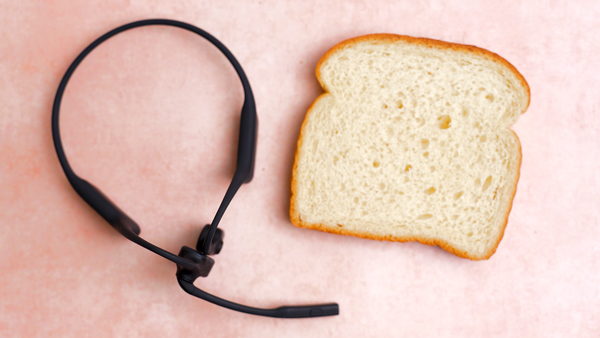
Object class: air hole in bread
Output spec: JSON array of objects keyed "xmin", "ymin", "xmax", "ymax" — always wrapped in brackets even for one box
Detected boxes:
[
  {"xmin": 475, "ymin": 178, "xmax": 481, "ymax": 186},
  {"xmin": 405, "ymin": 165, "xmax": 412, "ymax": 172},
  {"xmin": 430, "ymin": 166, "xmax": 436, "ymax": 172},
  {"xmin": 461, "ymin": 109, "xmax": 469, "ymax": 117},
  {"xmin": 468, "ymin": 232, "xmax": 473, "ymax": 237},
  {"xmin": 416, "ymin": 118, "xmax": 425, "ymax": 127},
  {"xmin": 421, "ymin": 139, "xmax": 430, "ymax": 149},
  {"xmin": 454, "ymin": 191, "xmax": 463, "ymax": 199},
  {"xmin": 423, "ymin": 152, "xmax": 429, "ymax": 158},
  {"xmin": 486, "ymin": 94, "xmax": 495, "ymax": 102},
  {"xmin": 425, "ymin": 187, "xmax": 436, "ymax": 195},
  {"xmin": 337, "ymin": 224, "xmax": 343, "ymax": 227},
  {"xmin": 398, "ymin": 101, "xmax": 404, "ymax": 109},
  {"xmin": 379, "ymin": 183, "xmax": 386, "ymax": 190},
  {"xmin": 480, "ymin": 135, "xmax": 487, "ymax": 142},
  {"xmin": 438, "ymin": 115, "xmax": 451, "ymax": 129},
  {"xmin": 373, "ymin": 161, "xmax": 380, "ymax": 168},
  {"xmin": 383, "ymin": 104, "xmax": 388, "ymax": 109},
  {"xmin": 482, "ymin": 176, "xmax": 493, "ymax": 192},
  {"xmin": 418, "ymin": 214, "xmax": 433, "ymax": 220}
]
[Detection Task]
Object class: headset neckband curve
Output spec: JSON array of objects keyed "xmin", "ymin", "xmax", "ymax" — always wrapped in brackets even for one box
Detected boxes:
[
  {"xmin": 51, "ymin": 19, "xmax": 257, "ymax": 256},
  {"xmin": 51, "ymin": 19, "xmax": 337, "ymax": 318}
]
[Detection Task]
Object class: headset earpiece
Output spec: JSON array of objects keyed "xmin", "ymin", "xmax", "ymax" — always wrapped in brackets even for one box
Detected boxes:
[
  {"xmin": 177, "ymin": 246, "xmax": 214, "ymax": 282},
  {"xmin": 197, "ymin": 224, "xmax": 224, "ymax": 255}
]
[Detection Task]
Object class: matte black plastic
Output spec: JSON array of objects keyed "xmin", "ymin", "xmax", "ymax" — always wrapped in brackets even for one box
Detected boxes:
[
  {"xmin": 51, "ymin": 19, "xmax": 257, "ymax": 244},
  {"xmin": 176, "ymin": 278, "xmax": 339, "ymax": 318},
  {"xmin": 197, "ymin": 224, "xmax": 224, "ymax": 255},
  {"xmin": 176, "ymin": 246, "xmax": 214, "ymax": 280},
  {"xmin": 51, "ymin": 19, "xmax": 338, "ymax": 318},
  {"xmin": 71, "ymin": 177, "xmax": 141, "ymax": 235}
]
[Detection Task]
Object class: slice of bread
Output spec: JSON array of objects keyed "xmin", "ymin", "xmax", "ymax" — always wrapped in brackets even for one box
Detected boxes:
[{"xmin": 290, "ymin": 34, "xmax": 530, "ymax": 260}]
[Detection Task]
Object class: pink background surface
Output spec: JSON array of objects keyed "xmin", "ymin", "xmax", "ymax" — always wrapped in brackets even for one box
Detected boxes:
[{"xmin": 1, "ymin": 0, "xmax": 599, "ymax": 337}]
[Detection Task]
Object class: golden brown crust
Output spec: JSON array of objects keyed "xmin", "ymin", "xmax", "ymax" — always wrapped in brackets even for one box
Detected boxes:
[
  {"xmin": 316, "ymin": 34, "xmax": 530, "ymax": 113},
  {"xmin": 290, "ymin": 34, "xmax": 529, "ymax": 260},
  {"xmin": 487, "ymin": 129, "xmax": 522, "ymax": 258},
  {"xmin": 290, "ymin": 93, "xmax": 330, "ymax": 232}
]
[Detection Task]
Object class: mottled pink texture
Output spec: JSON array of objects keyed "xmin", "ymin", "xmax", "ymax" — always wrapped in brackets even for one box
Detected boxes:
[{"xmin": 1, "ymin": 1, "xmax": 599, "ymax": 337}]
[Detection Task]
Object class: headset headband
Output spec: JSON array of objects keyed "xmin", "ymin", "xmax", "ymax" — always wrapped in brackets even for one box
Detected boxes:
[{"xmin": 52, "ymin": 19, "xmax": 338, "ymax": 318}]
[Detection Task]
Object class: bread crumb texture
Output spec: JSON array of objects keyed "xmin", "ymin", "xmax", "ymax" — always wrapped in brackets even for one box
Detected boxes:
[{"xmin": 290, "ymin": 34, "xmax": 530, "ymax": 260}]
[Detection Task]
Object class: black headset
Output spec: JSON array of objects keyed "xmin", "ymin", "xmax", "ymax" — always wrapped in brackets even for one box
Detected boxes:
[{"xmin": 52, "ymin": 19, "xmax": 339, "ymax": 318}]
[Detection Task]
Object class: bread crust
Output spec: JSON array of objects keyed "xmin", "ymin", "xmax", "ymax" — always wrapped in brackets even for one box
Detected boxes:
[
  {"xmin": 290, "ymin": 34, "xmax": 529, "ymax": 260},
  {"xmin": 316, "ymin": 34, "xmax": 530, "ymax": 111}
]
